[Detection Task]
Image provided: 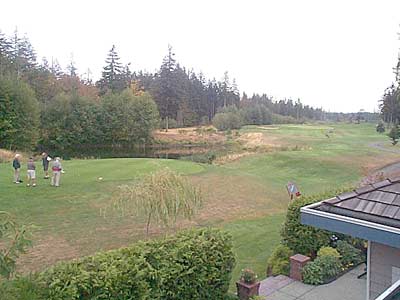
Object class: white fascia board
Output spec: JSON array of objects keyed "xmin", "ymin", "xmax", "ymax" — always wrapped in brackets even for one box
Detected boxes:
[
  {"xmin": 300, "ymin": 203, "xmax": 400, "ymax": 236},
  {"xmin": 375, "ymin": 278, "xmax": 400, "ymax": 300}
]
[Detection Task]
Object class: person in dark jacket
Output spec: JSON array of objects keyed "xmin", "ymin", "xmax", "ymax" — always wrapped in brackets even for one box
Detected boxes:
[
  {"xmin": 12, "ymin": 154, "xmax": 22, "ymax": 184},
  {"xmin": 42, "ymin": 152, "xmax": 50, "ymax": 179}
]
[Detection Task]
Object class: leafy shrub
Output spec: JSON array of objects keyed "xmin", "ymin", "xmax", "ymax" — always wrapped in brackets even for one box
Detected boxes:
[
  {"xmin": 336, "ymin": 240, "xmax": 364, "ymax": 268},
  {"xmin": 343, "ymin": 236, "xmax": 367, "ymax": 253},
  {"xmin": 180, "ymin": 152, "xmax": 217, "ymax": 164},
  {"xmin": 115, "ymin": 168, "xmax": 203, "ymax": 235},
  {"xmin": 239, "ymin": 104, "xmax": 272, "ymax": 125},
  {"xmin": 376, "ymin": 121, "xmax": 385, "ymax": 133},
  {"xmin": 271, "ymin": 113, "xmax": 301, "ymax": 124},
  {"xmin": 37, "ymin": 228, "xmax": 235, "ymax": 300},
  {"xmin": 281, "ymin": 191, "xmax": 347, "ymax": 257},
  {"xmin": 212, "ymin": 112, "xmax": 243, "ymax": 131},
  {"xmin": 317, "ymin": 246, "xmax": 341, "ymax": 259},
  {"xmin": 0, "ymin": 276, "xmax": 46, "ymax": 300},
  {"xmin": 0, "ymin": 212, "xmax": 33, "ymax": 279},
  {"xmin": 200, "ymin": 116, "xmax": 210, "ymax": 126},
  {"xmin": 302, "ymin": 256, "xmax": 341, "ymax": 285},
  {"xmin": 388, "ymin": 124, "xmax": 400, "ymax": 145},
  {"xmin": 266, "ymin": 244, "xmax": 294, "ymax": 276},
  {"xmin": 240, "ymin": 268, "xmax": 257, "ymax": 284},
  {"xmin": 160, "ymin": 118, "xmax": 178, "ymax": 129},
  {"xmin": 301, "ymin": 259, "xmax": 323, "ymax": 285},
  {"xmin": 225, "ymin": 294, "xmax": 239, "ymax": 300}
]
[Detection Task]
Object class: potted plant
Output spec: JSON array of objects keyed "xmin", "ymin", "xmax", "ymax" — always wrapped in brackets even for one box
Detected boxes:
[{"xmin": 236, "ymin": 268, "xmax": 260, "ymax": 300}]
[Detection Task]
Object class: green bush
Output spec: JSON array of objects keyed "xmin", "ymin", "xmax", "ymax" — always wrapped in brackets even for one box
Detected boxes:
[
  {"xmin": 180, "ymin": 152, "xmax": 217, "ymax": 164},
  {"xmin": 0, "ymin": 276, "xmax": 46, "ymax": 300},
  {"xmin": 160, "ymin": 118, "xmax": 178, "ymax": 129},
  {"xmin": 212, "ymin": 112, "xmax": 243, "ymax": 131},
  {"xmin": 36, "ymin": 228, "xmax": 235, "ymax": 300},
  {"xmin": 281, "ymin": 191, "xmax": 348, "ymax": 257},
  {"xmin": 376, "ymin": 121, "xmax": 385, "ymax": 133},
  {"xmin": 240, "ymin": 268, "xmax": 258, "ymax": 284},
  {"xmin": 239, "ymin": 104, "xmax": 272, "ymax": 125},
  {"xmin": 225, "ymin": 294, "xmax": 239, "ymax": 300},
  {"xmin": 266, "ymin": 244, "xmax": 294, "ymax": 276},
  {"xmin": 336, "ymin": 240, "xmax": 364, "ymax": 268},
  {"xmin": 388, "ymin": 124, "xmax": 400, "ymax": 145},
  {"xmin": 302, "ymin": 256, "xmax": 341, "ymax": 285},
  {"xmin": 271, "ymin": 113, "xmax": 301, "ymax": 124},
  {"xmin": 317, "ymin": 246, "xmax": 341, "ymax": 259}
]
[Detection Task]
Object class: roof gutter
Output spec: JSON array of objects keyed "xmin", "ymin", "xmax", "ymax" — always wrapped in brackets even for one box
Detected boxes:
[
  {"xmin": 375, "ymin": 278, "xmax": 400, "ymax": 300},
  {"xmin": 301, "ymin": 201, "xmax": 400, "ymax": 248}
]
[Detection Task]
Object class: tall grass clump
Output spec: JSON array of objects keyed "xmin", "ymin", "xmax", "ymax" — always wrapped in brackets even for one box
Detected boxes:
[{"xmin": 114, "ymin": 168, "xmax": 203, "ymax": 235}]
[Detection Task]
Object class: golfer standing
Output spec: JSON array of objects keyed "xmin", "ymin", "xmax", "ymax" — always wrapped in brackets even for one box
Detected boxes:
[
  {"xmin": 27, "ymin": 157, "xmax": 37, "ymax": 187},
  {"xmin": 42, "ymin": 152, "xmax": 50, "ymax": 179},
  {"xmin": 51, "ymin": 157, "xmax": 62, "ymax": 187},
  {"xmin": 12, "ymin": 154, "xmax": 21, "ymax": 184}
]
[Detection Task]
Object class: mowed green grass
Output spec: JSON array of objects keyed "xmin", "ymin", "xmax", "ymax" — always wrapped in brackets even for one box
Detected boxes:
[
  {"xmin": 225, "ymin": 214, "xmax": 284, "ymax": 291},
  {"xmin": 0, "ymin": 122, "xmax": 396, "ymax": 290},
  {"xmin": 0, "ymin": 158, "xmax": 208, "ymax": 265},
  {"xmin": 235, "ymin": 123, "xmax": 394, "ymax": 194}
]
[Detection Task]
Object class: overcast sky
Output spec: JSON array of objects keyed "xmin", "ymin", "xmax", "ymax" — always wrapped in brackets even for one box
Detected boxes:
[{"xmin": 1, "ymin": 0, "xmax": 400, "ymax": 112}]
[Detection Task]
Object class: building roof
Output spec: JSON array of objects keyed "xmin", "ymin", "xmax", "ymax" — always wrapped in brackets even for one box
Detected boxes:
[{"xmin": 315, "ymin": 178, "xmax": 400, "ymax": 229}]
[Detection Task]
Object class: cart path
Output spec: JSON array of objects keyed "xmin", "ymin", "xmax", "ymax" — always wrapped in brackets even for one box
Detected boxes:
[
  {"xmin": 368, "ymin": 142, "xmax": 400, "ymax": 177},
  {"xmin": 369, "ymin": 142, "xmax": 400, "ymax": 154}
]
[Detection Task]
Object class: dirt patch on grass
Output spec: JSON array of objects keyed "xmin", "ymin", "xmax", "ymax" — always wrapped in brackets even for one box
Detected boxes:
[
  {"xmin": 191, "ymin": 173, "xmax": 287, "ymax": 223},
  {"xmin": 238, "ymin": 132, "xmax": 284, "ymax": 149},
  {"xmin": 322, "ymin": 152, "xmax": 400, "ymax": 176},
  {"xmin": 256, "ymin": 126, "xmax": 280, "ymax": 130},
  {"xmin": 17, "ymin": 236, "xmax": 80, "ymax": 273},
  {"xmin": 286, "ymin": 125, "xmax": 334, "ymax": 130},
  {"xmin": 153, "ymin": 126, "xmax": 226, "ymax": 144},
  {"xmin": 214, "ymin": 152, "xmax": 254, "ymax": 164}
]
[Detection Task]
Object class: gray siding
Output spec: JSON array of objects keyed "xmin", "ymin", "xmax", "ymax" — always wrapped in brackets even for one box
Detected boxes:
[{"xmin": 370, "ymin": 242, "xmax": 400, "ymax": 299}]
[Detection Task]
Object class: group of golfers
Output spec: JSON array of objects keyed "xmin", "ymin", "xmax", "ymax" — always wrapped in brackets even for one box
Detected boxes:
[{"xmin": 12, "ymin": 152, "xmax": 63, "ymax": 187}]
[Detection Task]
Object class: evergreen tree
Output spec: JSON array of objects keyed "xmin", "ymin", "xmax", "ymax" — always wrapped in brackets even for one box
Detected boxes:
[
  {"xmin": 206, "ymin": 79, "xmax": 218, "ymax": 121},
  {"xmin": 50, "ymin": 58, "xmax": 63, "ymax": 79},
  {"xmin": 388, "ymin": 124, "xmax": 400, "ymax": 145},
  {"xmin": 97, "ymin": 45, "xmax": 124, "ymax": 94},
  {"xmin": 151, "ymin": 45, "xmax": 183, "ymax": 130},
  {"xmin": 0, "ymin": 77, "xmax": 40, "ymax": 149},
  {"xmin": 380, "ymin": 84, "xmax": 399, "ymax": 125},
  {"xmin": 67, "ymin": 54, "xmax": 77, "ymax": 77},
  {"xmin": 0, "ymin": 31, "xmax": 12, "ymax": 75},
  {"xmin": 9, "ymin": 30, "xmax": 37, "ymax": 78}
]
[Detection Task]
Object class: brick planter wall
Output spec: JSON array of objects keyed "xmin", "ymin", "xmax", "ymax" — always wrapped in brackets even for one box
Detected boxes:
[
  {"xmin": 236, "ymin": 281, "xmax": 260, "ymax": 300},
  {"xmin": 290, "ymin": 254, "xmax": 311, "ymax": 281}
]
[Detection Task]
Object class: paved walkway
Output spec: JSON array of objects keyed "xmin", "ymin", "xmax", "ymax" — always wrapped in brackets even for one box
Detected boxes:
[{"xmin": 258, "ymin": 265, "xmax": 366, "ymax": 300}]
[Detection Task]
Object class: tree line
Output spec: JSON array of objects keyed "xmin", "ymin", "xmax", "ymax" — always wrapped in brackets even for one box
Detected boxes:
[
  {"xmin": 380, "ymin": 63, "xmax": 400, "ymax": 125},
  {"xmin": 1, "ymin": 29, "xmax": 334, "ymax": 152}
]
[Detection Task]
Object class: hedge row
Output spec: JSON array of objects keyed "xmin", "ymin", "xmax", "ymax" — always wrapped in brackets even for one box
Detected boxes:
[
  {"xmin": 280, "ymin": 189, "xmax": 351, "ymax": 257},
  {"xmin": 2, "ymin": 228, "xmax": 235, "ymax": 300}
]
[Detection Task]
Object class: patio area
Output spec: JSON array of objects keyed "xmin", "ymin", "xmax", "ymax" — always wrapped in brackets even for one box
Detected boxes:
[{"xmin": 258, "ymin": 264, "xmax": 366, "ymax": 300}]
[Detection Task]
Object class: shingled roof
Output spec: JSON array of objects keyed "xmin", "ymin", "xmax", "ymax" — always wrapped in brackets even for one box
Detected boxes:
[{"xmin": 315, "ymin": 178, "xmax": 400, "ymax": 229}]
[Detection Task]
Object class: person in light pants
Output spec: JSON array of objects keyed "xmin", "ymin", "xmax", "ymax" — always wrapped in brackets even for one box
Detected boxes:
[
  {"xmin": 26, "ymin": 157, "xmax": 37, "ymax": 187},
  {"xmin": 51, "ymin": 157, "xmax": 62, "ymax": 187}
]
